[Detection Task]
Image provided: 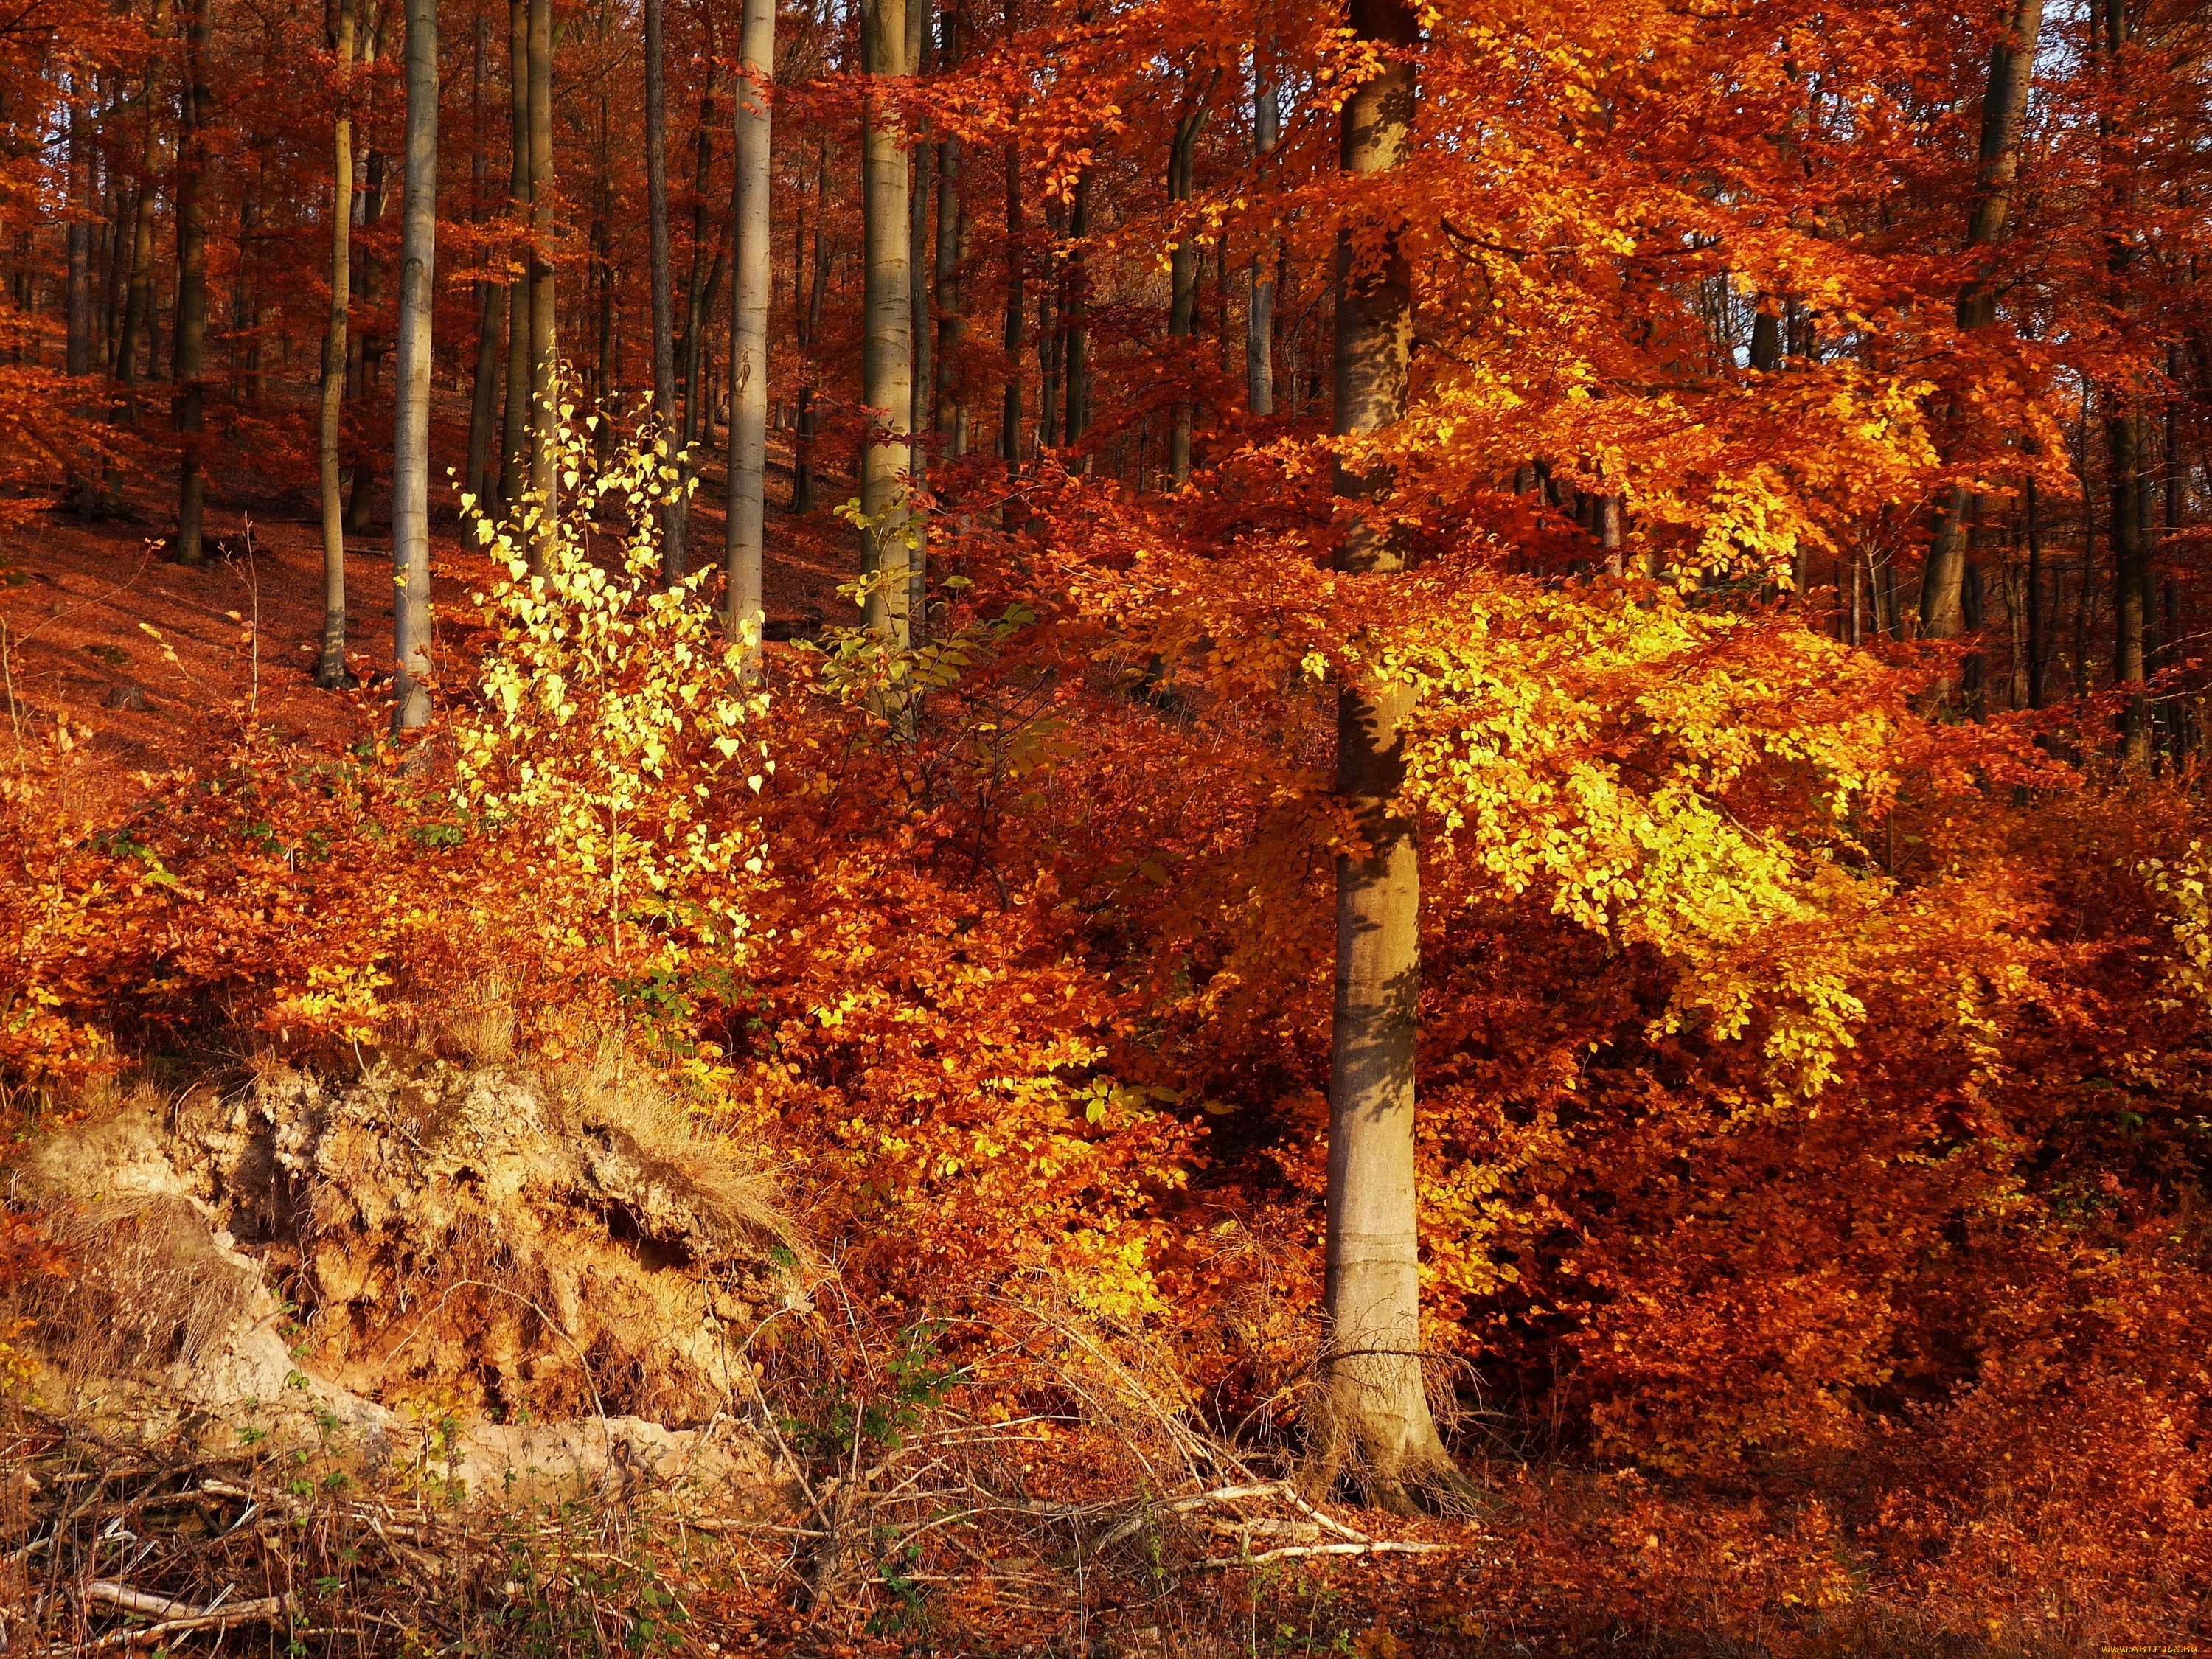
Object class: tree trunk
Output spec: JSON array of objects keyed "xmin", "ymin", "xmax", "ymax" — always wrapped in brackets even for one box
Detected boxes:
[
  {"xmin": 465, "ymin": 7, "xmax": 504, "ymax": 543},
  {"xmin": 1064, "ymin": 167, "xmax": 1088, "ymax": 444},
  {"xmin": 116, "ymin": 16, "xmax": 165, "ymax": 408},
  {"xmin": 1166, "ymin": 86, "xmax": 1208, "ymax": 484},
  {"xmin": 526, "ymin": 0, "xmax": 558, "ymax": 558},
  {"xmin": 316, "ymin": 0, "xmax": 358, "ymax": 689},
  {"xmin": 933, "ymin": 4, "xmax": 965, "ymax": 456},
  {"xmin": 860, "ymin": 0, "xmax": 914, "ymax": 653},
  {"xmin": 724, "ymin": 0, "xmax": 773, "ymax": 664},
  {"xmin": 1318, "ymin": 0, "xmax": 1469, "ymax": 1512},
  {"xmin": 1919, "ymin": 0, "xmax": 2045, "ymax": 644},
  {"xmin": 390, "ymin": 0, "xmax": 438, "ymax": 734},
  {"xmin": 1000, "ymin": 133, "xmax": 1023, "ymax": 493},
  {"xmin": 906, "ymin": 5, "xmax": 931, "ymax": 633},
  {"xmin": 1245, "ymin": 45, "xmax": 1276, "ymax": 417},
  {"xmin": 645, "ymin": 0, "xmax": 685, "ymax": 582},
  {"xmin": 2024, "ymin": 476, "xmax": 2045, "ymax": 708},
  {"xmin": 172, "ymin": 0, "xmax": 213, "ymax": 566},
  {"xmin": 680, "ymin": 63, "xmax": 725, "ymax": 452},
  {"xmin": 794, "ymin": 142, "xmax": 830, "ymax": 513},
  {"xmin": 66, "ymin": 94, "xmax": 93, "ymax": 378},
  {"xmin": 501, "ymin": 0, "xmax": 531, "ymax": 516}
]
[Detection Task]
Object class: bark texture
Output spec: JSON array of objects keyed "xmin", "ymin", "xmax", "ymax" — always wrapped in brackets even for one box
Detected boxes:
[
  {"xmin": 316, "ymin": 0, "xmax": 357, "ymax": 689},
  {"xmin": 1318, "ymin": 0, "xmax": 1467, "ymax": 1511},
  {"xmin": 390, "ymin": 0, "xmax": 439, "ymax": 733},
  {"xmin": 859, "ymin": 0, "xmax": 914, "ymax": 652},
  {"xmin": 724, "ymin": 0, "xmax": 773, "ymax": 662}
]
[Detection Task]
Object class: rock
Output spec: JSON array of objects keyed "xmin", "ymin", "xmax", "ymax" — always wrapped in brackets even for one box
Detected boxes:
[{"xmin": 11, "ymin": 1056, "xmax": 800, "ymax": 1503}]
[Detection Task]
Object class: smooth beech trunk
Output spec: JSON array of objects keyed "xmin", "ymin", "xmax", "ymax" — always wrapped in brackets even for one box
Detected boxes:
[
  {"xmin": 1318, "ymin": 0, "xmax": 1468, "ymax": 1512},
  {"xmin": 859, "ymin": 0, "xmax": 914, "ymax": 653},
  {"xmin": 1919, "ymin": 0, "xmax": 2046, "ymax": 643},
  {"xmin": 316, "ymin": 0, "xmax": 357, "ymax": 689},
  {"xmin": 724, "ymin": 0, "xmax": 773, "ymax": 663},
  {"xmin": 1245, "ymin": 49, "xmax": 1277, "ymax": 417},
  {"xmin": 390, "ymin": 0, "xmax": 437, "ymax": 734}
]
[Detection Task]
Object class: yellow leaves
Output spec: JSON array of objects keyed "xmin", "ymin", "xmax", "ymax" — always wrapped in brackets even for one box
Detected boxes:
[
  {"xmin": 449, "ymin": 395, "xmax": 767, "ymax": 962},
  {"xmin": 1386, "ymin": 578, "xmax": 1895, "ymax": 1099}
]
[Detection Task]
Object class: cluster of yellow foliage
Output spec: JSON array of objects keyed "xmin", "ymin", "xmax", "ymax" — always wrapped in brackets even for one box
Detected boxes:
[{"xmin": 455, "ymin": 408, "xmax": 771, "ymax": 975}]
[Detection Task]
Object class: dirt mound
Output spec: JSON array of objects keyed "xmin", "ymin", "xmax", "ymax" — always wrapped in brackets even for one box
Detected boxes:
[{"xmin": 14, "ymin": 1054, "xmax": 807, "ymax": 1449}]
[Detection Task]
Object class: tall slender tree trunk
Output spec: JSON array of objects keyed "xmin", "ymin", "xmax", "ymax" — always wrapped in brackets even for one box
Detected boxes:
[
  {"xmin": 794, "ymin": 142, "xmax": 830, "ymax": 512},
  {"xmin": 1245, "ymin": 45, "xmax": 1277, "ymax": 417},
  {"xmin": 119, "ymin": 41, "xmax": 167, "ymax": 406},
  {"xmin": 66, "ymin": 92, "xmax": 93, "ymax": 378},
  {"xmin": 525, "ymin": 0, "xmax": 558, "ymax": 558},
  {"xmin": 171, "ymin": 0, "xmax": 213, "ymax": 566},
  {"xmin": 1001, "ymin": 134, "xmax": 1023, "ymax": 501},
  {"xmin": 725, "ymin": 0, "xmax": 773, "ymax": 664},
  {"xmin": 1318, "ymin": 0, "xmax": 1469, "ymax": 1512},
  {"xmin": 679, "ymin": 63, "xmax": 724, "ymax": 451},
  {"xmin": 1166, "ymin": 77, "xmax": 1211, "ymax": 484},
  {"xmin": 860, "ymin": 0, "xmax": 914, "ymax": 652},
  {"xmin": 2024, "ymin": 476, "xmax": 2046, "ymax": 709},
  {"xmin": 1919, "ymin": 0, "xmax": 2045, "ymax": 645},
  {"xmin": 645, "ymin": 0, "xmax": 685, "ymax": 582},
  {"xmin": 2097, "ymin": 0, "xmax": 2150, "ymax": 763},
  {"xmin": 1064, "ymin": 168, "xmax": 1088, "ymax": 445},
  {"xmin": 233, "ymin": 145, "xmax": 265, "ymax": 402},
  {"xmin": 391, "ymin": 0, "xmax": 438, "ymax": 733},
  {"xmin": 316, "ymin": 0, "xmax": 358, "ymax": 689},
  {"xmin": 501, "ymin": 0, "xmax": 531, "ymax": 516},
  {"xmin": 466, "ymin": 7, "xmax": 504, "ymax": 543},
  {"xmin": 933, "ymin": 4, "xmax": 966, "ymax": 457}
]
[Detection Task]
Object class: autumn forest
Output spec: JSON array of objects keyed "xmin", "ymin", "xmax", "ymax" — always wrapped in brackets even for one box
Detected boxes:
[{"xmin": 1, "ymin": 0, "xmax": 2209, "ymax": 1651}]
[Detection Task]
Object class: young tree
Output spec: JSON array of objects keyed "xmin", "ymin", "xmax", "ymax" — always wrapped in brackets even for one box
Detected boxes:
[
  {"xmin": 724, "ymin": 0, "xmax": 773, "ymax": 662},
  {"xmin": 315, "ymin": 0, "xmax": 357, "ymax": 689},
  {"xmin": 1245, "ymin": 41, "xmax": 1277, "ymax": 417},
  {"xmin": 391, "ymin": 0, "xmax": 439, "ymax": 731},
  {"xmin": 859, "ymin": 0, "xmax": 914, "ymax": 653}
]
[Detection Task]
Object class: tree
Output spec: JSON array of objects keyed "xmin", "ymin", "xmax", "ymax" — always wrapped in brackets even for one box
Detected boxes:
[
  {"xmin": 1245, "ymin": 41, "xmax": 1278, "ymax": 419},
  {"xmin": 1315, "ymin": 0, "xmax": 1470, "ymax": 1510},
  {"xmin": 1917, "ymin": 0, "xmax": 2047, "ymax": 650},
  {"xmin": 315, "ymin": 0, "xmax": 357, "ymax": 689},
  {"xmin": 465, "ymin": 7, "xmax": 506, "ymax": 549},
  {"xmin": 390, "ymin": 0, "xmax": 438, "ymax": 732},
  {"xmin": 724, "ymin": 0, "xmax": 773, "ymax": 663},
  {"xmin": 859, "ymin": 0, "xmax": 914, "ymax": 655}
]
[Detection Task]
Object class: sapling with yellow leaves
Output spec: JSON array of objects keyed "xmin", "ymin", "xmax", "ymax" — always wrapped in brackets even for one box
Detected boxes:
[{"xmin": 453, "ymin": 400, "xmax": 771, "ymax": 984}]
